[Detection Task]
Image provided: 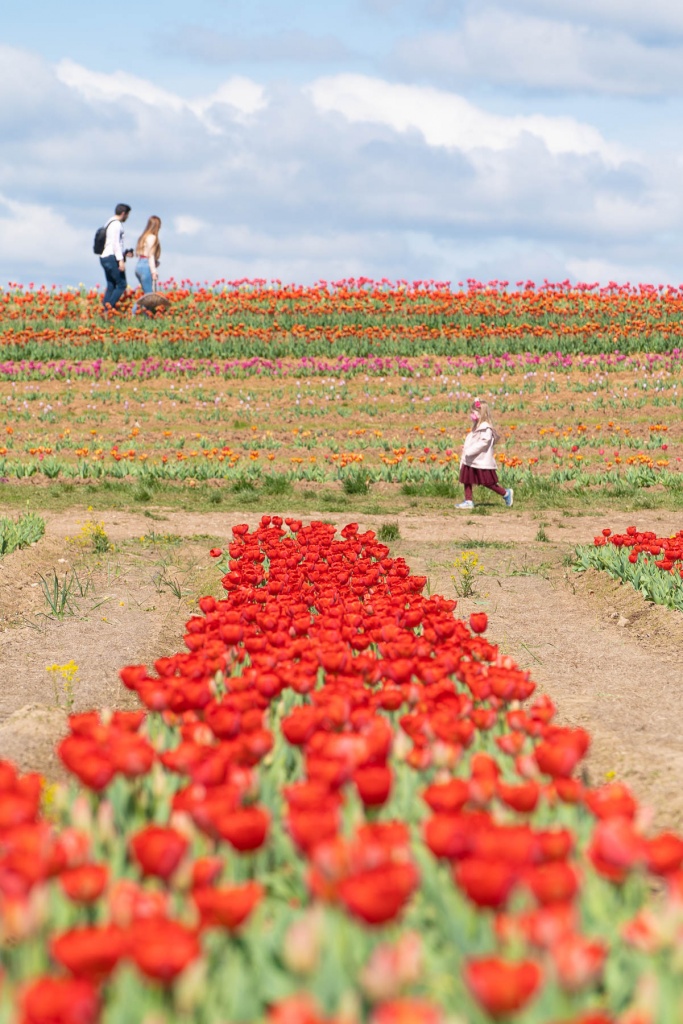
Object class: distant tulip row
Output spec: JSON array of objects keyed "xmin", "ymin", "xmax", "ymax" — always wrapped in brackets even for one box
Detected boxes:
[
  {"xmin": 575, "ymin": 526, "xmax": 683, "ymax": 612},
  {"xmin": 1, "ymin": 518, "xmax": 681, "ymax": 1022},
  {"xmin": 6, "ymin": 279, "xmax": 683, "ymax": 359}
]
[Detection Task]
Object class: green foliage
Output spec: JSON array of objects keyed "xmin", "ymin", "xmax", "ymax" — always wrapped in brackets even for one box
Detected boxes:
[
  {"xmin": 342, "ymin": 470, "xmax": 369, "ymax": 495},
  {"xmin": 0, "ymin": 510, "xmax": 45, "ymax": 556},
  {"xmin": 38, "ymin": 569, "xmax": 78, "ymax": 618},
  {"xmin": 263, "ymin": 475, "xmax": 292, "ymax": 496},
  {"xmin": 377, "ymin": 521, "xmax": 400, "ymax": 542}
]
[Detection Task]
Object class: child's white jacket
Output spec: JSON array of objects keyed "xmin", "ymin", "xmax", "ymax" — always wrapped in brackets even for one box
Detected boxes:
[{"xmin": 460, "ymin": 424, "xmax": 497, "ymax": 470}]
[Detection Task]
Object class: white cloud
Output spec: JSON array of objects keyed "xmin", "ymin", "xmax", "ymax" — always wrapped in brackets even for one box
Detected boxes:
[
  {"xmin": 565, "ymin": 255, "xmax": 670, "ymax": 285},
  {"xmin": 0, "ymin": 44, "xmax": 682, "ymax": 288},
  {"xmin": 366, "ymin": 0, "xmax": 683, "ymax": 38},
  {"xmin": 389, "ymin": 6, "xmax": 683, "ymax": 95},
  {"xmin": 513, "ymin": 0, "xmax": 683, "ymax": 39},
  {"xmin": 308, "ymin": 74, "xmax": 625, "ymax": 162},
  {"xmin": 56, "ymin": 60, "xmax": 267, "ymax": 131},
  {"xmin": 174, "ymin": 215, "xmax": 206, "ymax": 236},
  {"xmin": 0, "ymin": 193, "xmax": 84, "ymax": 270},
  {"xmin": 164, "ymin": 27, "xmax": 354, "ymax": 65}
]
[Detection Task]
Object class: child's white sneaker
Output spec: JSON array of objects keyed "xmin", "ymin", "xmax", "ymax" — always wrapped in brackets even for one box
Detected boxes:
[
  {"xmin": 504, "ymin": 488, "xmax": 514, "ymax": 507},
  {"xmin": 455, "ymin": 500, "xmax": 474, "ymax": 509}
]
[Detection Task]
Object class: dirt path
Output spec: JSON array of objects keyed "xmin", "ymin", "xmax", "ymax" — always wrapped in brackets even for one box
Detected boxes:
[{"xmin": 1, "ymin": 503, "xmax": 682, "ymax": 825}]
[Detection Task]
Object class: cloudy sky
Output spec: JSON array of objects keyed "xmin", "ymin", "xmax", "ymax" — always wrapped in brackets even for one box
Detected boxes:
[{"xmin": 3, "ymin": 0, "xmax": 683, "ymax": 287}]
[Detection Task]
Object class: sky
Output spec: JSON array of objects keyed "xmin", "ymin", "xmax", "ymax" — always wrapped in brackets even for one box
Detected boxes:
[{"xmin": 3, "ymin": 0, "xmax": 683, "ymax": 287}]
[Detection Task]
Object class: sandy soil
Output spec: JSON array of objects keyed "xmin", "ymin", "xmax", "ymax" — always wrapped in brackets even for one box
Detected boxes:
[{"xmin": 1, "ymin": 502, "xmax": 681, "ymax": 826}]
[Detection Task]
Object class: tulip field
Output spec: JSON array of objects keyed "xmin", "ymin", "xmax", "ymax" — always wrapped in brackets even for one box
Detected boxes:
[
  {"xmin": 2, "ymin": 281, "xmax": 683, "ymax": 510},
  {"xmin": 2, "ymin": 516, "xmax": 683, "ymax": 1024},
  {"xmin": 2, "ymin": 279, "xmax": 683, "ymax": 1023}
]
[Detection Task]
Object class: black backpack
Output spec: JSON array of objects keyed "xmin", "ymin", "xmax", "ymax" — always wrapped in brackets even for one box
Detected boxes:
[{"xmin": 93, "ymin": 218, "xmax": 114, "ymax": 255}]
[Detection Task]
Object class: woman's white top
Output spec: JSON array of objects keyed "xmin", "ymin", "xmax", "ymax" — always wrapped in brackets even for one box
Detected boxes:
[
  {"xmin": 460, "ymin": 424, "xmax": 497, "ymax": 469},
  {"xmin": 137, "ymin": 234, "xmax": 157, "ymax": 273}
]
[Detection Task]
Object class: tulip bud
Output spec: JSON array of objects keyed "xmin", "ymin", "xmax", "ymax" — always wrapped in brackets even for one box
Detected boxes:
[
  {"xmin": 393, "ymin": 731, "xmax": 412, "ymax": 762},
  {"xmin": 174, "ymin": 957, "xmax": 207, "ymax": 1013},
  {"xmin": 96, "ymin": 800, "xmax": 115, "ymax": 842},
  {"xmin": 282, "ymin": 908, "xmax": 324, "ymax": 974},
  {"xmin": 431, "ymin": 741, "xmax": 461, "ymax": 769},
  {"xmin": 70, "ymin": 794, "xmax": 93, "ymax": 831}
]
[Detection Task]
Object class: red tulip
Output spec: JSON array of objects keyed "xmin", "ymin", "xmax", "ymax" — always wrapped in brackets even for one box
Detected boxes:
[
  {"xmin": 193, "ymin": 880, "xmax": 263, "ymax": 930},
  {"xmin": 268, "ymin": 995, "xmax": 329, "ymax": 1024},
  {"xmin": 20, "ymin": 977, "xmax": 100, "ymax": 1024},
  {"xmin": 59, "ymin": 864, "xmax": 108, "ymax": 903},
  {"xmin": 354, "ymin": 765, "xmax": 393, "ymax": 806},
  {"xmin": 469, "ymin": 612, "xmax": 488, "ymax": 634},
  {"xmin": 339, "ymin": 863, "xmax": 418, "ymax": 925},
  {"xmin": 526, "ymin": 861, "xmax": 579, "ymax": 905},
  {"xmin": 497, "ymin": 780, "xmax": 540, "ymax": 813},
  {"xmin": 464, "ymin": 956, "xmax": 542, "ymax": 1017},
  {"xmin": 51, "ymin": 924, "xmax": 128, "ymax": 981},
  {"xmin": 191, "ymin": 856, "xmax": 224, "ymax": 889},
  {"xmin": 645, "ymin": 832, "xmax": 683, "ymax": 875},
  {"xmin": 553, "ymin": 933, "xmax": 607, "ymax": 992},
  {"xmin": 217, "ymin": 806, "xmax": 270, "ymax": 851},
  {"xmin": 129, "ymin": 825, "xmax": 188, "ymax": 880},
  {"xmin": 422, "ymin": 779, "xmax": 469, "ymax": 814},
  {"xmin": 371, "ymin": 999, "xmax": 443, "ymax": 1024},
  {"xmin": 585, "ymin": 782, "xmax": 637, "ymax": 820},
  {"xmin": 453, "ymin": 858, "xmax": 516, "ymax": 909},
  {"xmin": 129, "ymin": 918, "xmax": 200, "ymax": 982}
]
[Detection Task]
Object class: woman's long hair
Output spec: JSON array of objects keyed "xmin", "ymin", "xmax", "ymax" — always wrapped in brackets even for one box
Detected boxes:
[{"xmin": 136, "ymin": 216, "xmax": 162, "ymax": 262}]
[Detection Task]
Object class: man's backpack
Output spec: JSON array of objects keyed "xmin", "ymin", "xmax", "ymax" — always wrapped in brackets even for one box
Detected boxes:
[{"xmin": 93, "ymin": 218, "xmax": 114, "ymax": 255}]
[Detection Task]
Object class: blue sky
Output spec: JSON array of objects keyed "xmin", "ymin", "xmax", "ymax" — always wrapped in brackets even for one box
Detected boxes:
[{"xmin": 3, "ymin": 0, "xmax": 683, "ymax": 287}]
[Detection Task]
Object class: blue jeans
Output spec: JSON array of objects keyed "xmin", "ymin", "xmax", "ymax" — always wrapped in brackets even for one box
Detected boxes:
[
  {"xmin": 135, "ymin": 258, "xmax": 154, "ymax": 295},
  {"xmin": 100, "ymin": 256, "xmax": 127, "ymax": 309}
]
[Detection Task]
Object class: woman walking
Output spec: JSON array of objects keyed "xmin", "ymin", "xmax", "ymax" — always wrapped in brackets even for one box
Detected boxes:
[
  {"xmin": 134, "ymin": 216, "xmax": 162, "ymax": 296},
  {"xmin": 456, "ymin": 399, "xmax": 513, "ymax": 510}
]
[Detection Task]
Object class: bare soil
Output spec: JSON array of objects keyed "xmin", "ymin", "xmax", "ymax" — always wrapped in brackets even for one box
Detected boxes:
[{"xmin": 1, "ymin": 503, "xmax": 682, "ymax": 827}]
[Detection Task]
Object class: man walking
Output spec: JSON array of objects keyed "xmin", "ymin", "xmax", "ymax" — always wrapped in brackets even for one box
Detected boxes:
[{"xmin": 100, "ymin": 204, "xmax": 132, "ymax": 312}]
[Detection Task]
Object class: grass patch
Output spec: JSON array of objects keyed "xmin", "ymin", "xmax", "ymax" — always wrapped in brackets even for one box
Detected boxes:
[
  {"xmin": 342, "ymin": 471, "xmax": 370, "ymax": 496},
  {"xmin": 3, "ymin": 478, "xmax": 683, "ymax": 520},
  {"xmin": 263, "ymin": 475, "xmax": 292, "ymax": 496},
  {"xmin": 401, "ymin": 480, "xmax": 458, "ymax": 499},
  {"xmin": 377, "ymin": 521, "xmax": 400, "ymax": 542},
  {"xmin": 231, "ymin": 477, "xmax": 257, "ymax": 494},
  {"xmin": 456, "ymin": 537, "xmax": 514, "ymax": 549}
]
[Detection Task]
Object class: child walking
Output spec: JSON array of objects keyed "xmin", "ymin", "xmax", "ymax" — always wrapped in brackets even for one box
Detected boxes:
[{"xmin": 456, "ymin": 399, "xmax": 513, "ymax": 510}]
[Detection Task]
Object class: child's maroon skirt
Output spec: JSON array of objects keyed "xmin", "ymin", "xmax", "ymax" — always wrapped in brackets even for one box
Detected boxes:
[{"xmin": 459, "ymin": 465, "xmax": 501, "ymax": 488}]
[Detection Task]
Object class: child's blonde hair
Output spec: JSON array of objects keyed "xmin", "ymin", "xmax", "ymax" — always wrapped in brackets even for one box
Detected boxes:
[{"xmin": 472, "ymin": 398, "xmax": 500, "ymax": 441}]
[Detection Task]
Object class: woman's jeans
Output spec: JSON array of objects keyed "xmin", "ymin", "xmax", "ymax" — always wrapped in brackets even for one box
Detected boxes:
[
  {"xmin": 135, "ymin": 258, "xmax": 154, "ymax": 294},
  {"xmin": 100, "ymin": 256, "xmax": 127, "ymax": 310}
]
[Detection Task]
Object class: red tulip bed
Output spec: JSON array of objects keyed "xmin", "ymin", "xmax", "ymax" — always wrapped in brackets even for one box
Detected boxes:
[
  {"xmin": 575, "ymin": 526, "xmax": 683, "ymax": 612},
  {"xmin": 2, "ymin": 517, "xmax": 682, "ymax": 1024}
]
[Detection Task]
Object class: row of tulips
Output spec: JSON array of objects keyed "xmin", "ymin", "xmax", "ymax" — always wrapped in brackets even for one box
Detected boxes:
[
  {"xmin": 7, "ymin": 281, "xmax": 683, "ymax": 358},
  {"xmin": 576, "ymin": 526, "xmax": 683, "ymax": 611},
  {"xmin": 2, "ymin": 517, "xmax": 683, "ymax": 1022},
  {"xmin": 3, "ymin": 352, "xmax": 683, "ymax": 382}
]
